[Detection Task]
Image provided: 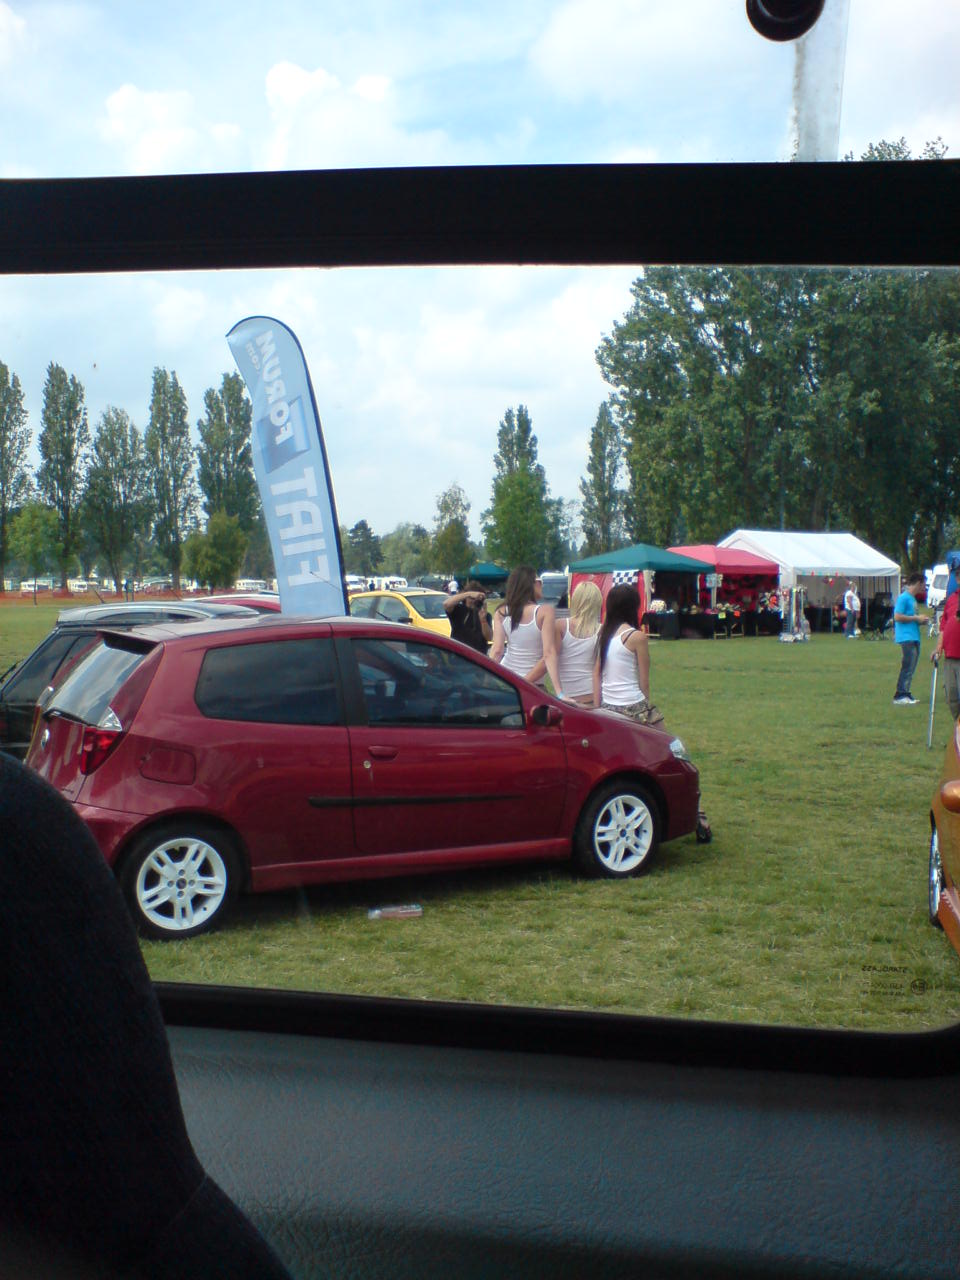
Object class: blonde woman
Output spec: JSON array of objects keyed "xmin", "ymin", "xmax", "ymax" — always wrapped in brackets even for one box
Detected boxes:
[
  {"xmin": 555, "ymin": 581, "xmax": 602, "ymax": 705},
  {"xmin": 490, "ymin": 565, "xmax": 564, "ymax": 696}
]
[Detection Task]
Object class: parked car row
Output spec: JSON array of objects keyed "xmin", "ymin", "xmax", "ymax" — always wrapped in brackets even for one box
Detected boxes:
[
  {"xmin": 25, "ymin": 613, "xmax": 702, "ymax": 939},
  {"xmin": 0, "ymin": 600, "xmax": 260, "ymax": 759}
]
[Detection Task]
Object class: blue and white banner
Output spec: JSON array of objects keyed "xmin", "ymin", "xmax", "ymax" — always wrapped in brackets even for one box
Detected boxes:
[{"xmin": 226, "ymin": 317, "xmax": 347, "ymax": 617}]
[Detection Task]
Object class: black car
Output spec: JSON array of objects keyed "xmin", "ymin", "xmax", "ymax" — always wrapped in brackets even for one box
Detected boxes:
[{"xmin": 0, "ymin": 600, "xmax": 257, "ymax": 758}]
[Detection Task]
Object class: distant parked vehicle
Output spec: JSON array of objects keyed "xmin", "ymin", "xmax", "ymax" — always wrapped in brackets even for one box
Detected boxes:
[
  {"xmin": 202, "ymin": 592, "xmax": 282, "ymax": 613},
  {"xmin": 0, "ymin": 600, "xmax": 257, "ymax": 758},
  {"xmin": 349, "ymin": 589, "xmax": 452, "ymax": 635},
  {"xmin": 927, "ymin": 563, "xmax": 950, "ymax": 610}
]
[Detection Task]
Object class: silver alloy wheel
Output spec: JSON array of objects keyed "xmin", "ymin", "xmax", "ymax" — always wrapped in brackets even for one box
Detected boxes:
[
  {"xmin": 591, "ymin": 791, "xmax": 655, "ymax": 874},
  {"xmin": 929, "ymin": 826, "xmax": 944, "ymax": 926},
  {"xmin": 134, "ymin": 835, "xmax": 229, "ymax": 934}
]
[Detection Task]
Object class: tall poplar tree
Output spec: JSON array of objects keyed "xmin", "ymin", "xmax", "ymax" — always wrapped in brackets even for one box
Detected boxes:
[
  {"xmin": 0, "ymin": 360, "xmax": 31, "ymax": 591},
  {"xmin": 83, "ymin": 407, "xmax": 154, "ymax": 595},
  {"xmin": 483, "ymin": 405, "xmax": 560, "ymax": 568},
  {"xmin": 578, "ymin": 402, "xmax": 624, "ymax": 555},
  {"xmin": 145, "ymin": 367, "xmax": 196, "ymax": 591},
  {"xmin": 196, "ymin": 372, "xmax": 259, "ymax": 529},
  {"xmin": 37, "ymin": 362, "xmax": 89, "ymax": 587}
]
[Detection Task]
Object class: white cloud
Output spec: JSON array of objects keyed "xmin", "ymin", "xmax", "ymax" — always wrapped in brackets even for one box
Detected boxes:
[
  {"xmin": 529, "ymin": 0, "xmax": 767, "ymax": 105},
  {"xmin": 146, "ymin": 282, "xmax": 212, "ymax": 351},
  {"xmin": 0, "ymin": 2, "xmax": 26, "ymax": 67},
  {"xmin": 840, "ymin": 0, "xmax": 960, "ymax": 156},
  {"xmin": 261, "ymin": 58, "xmax": 453, "ymax": 169},
  {"xmin": 99, "ymin": 84, "xmax": 242, "ymax": 174}
]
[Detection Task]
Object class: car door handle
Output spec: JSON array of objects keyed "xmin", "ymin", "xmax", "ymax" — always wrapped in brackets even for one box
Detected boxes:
[{"xmin": 367, "ymin": 745, "xmax": 398, "ymax": 759}]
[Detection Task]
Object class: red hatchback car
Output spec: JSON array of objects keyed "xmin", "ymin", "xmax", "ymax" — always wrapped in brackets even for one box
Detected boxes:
[{"xmin": 27, "ymin": 615, "xmax": 702, "ymax": 939}]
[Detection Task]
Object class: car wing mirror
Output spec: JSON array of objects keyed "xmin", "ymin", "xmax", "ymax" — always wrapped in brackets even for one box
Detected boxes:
[
  {"xmin": 529, "ymin": 703, "xmax": 563, "ymax": 728},
  {"xmin": 940, "ymin": 780, "xmax": 960, "ymax": 814}
]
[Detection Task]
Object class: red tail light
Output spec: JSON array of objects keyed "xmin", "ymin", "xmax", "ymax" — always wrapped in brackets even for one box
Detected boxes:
[
  {"xmin": 79, "ymin": 723, "xmax": 123, "ymax": 775},
  {"xmin": 80, "ymin": 716, "xmax": 124, "ymax": 773}
]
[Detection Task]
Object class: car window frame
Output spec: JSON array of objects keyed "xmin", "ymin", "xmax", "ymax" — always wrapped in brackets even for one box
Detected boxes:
[
  {"xmin": 7, "ymin": 159, "xmax": 960, "ymax": 1077},
  {"xmin": 349, "ymin": 634, "xmax": 524, "ymax": 729},
  {"xmin": 193, "ymin": 633, "xmax": 345, "ymax": 727}
]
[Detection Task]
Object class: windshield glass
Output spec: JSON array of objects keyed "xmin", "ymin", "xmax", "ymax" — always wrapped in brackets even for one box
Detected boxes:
[
  {"xmin": 406, "ymin": 594, "xmax": 449, "ymax": 619},
  {"xmin": 49, "ymin": 642, "xmax": 147, "ymax": 725},
  {"xmin": 4, "ymin": 1, "xmax": 960, "ymax": 1036}
]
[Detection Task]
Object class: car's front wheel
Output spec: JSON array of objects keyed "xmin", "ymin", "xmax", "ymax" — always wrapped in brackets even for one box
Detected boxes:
[
  {"xmin": 574, "ymin": 782, "xmax": 660, "ymax": 878},
  {"xmin": 120, "ymin": 823, "xmax": 239, "ymax": 940},
  {"xmin": 929, "ymin": 825, "xmax": 944, "ymax": 928}
]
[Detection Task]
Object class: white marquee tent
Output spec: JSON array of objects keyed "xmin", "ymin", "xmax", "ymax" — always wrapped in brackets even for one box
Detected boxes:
[{"xmin": 718, "ymin": 530, "xmax": 900, "ymax": 614}]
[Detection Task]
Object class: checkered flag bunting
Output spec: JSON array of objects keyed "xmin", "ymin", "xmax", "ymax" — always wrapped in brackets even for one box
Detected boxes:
[{"xmin": 611, "ymin": 570, "xmax": 637, "ymax": 586}]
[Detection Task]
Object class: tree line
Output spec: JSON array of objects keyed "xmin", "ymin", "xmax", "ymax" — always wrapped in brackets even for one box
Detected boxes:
[
  {"xmin": 0, "ymin": 363, "xmax": 272, "ymax": 592},
  {"xmin": 592, "ymin": 262, "xmax": 960, "ymax": 569},
  {"xmin": 5, "ymin": 140, "xmax": 954, "ymax": 596}
]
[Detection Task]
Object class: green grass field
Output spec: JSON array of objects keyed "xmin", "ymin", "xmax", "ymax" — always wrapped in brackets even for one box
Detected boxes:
[{"xmin": 4, "ymin": 597, "xmax": 958, "ymax": 1031}]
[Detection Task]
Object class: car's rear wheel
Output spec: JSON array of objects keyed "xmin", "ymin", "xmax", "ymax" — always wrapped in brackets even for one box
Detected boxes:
[
  {"xmin": 574, "ymin": 782, "xmax": 659, "ymax": 878},
  {"xmin": 120, "ymin": 823, "xmax": 239, "ymax": 940},
  {"xmin": 929, "ymin": 825, "xmax": 944, "ymax": 928}
]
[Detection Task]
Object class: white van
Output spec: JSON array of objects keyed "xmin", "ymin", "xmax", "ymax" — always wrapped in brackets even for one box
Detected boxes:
[{"xmin": 927, "ymin": 563, "xmax": 950, "ymax": 609}]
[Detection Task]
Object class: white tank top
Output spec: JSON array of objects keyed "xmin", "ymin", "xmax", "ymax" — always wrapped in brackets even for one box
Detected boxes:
[
  {"xmin": 601, "ymin": 627, "xmax": 645, "ymax": 706},
  {"xmin": 558, "ymin": 626, "xmax": 598, "ymax": 697},
  {"xmin": 501, "ymin": 607, "xmax": 545, "ymax": 683}
]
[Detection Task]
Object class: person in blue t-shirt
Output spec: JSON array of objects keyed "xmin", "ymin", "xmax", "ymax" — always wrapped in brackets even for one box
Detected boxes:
[{"xmin": 892, "ymin": 573, "xmax": 931, "ymax": 704}]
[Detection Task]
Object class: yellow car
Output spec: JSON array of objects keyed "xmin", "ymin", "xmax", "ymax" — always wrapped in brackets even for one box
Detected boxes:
[{"xmin": 348, "ymin": 589, "xmax": 452, "ymax": 636}]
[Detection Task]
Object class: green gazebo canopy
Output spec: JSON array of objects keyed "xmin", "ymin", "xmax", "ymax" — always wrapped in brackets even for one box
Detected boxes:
[
  {"xmin": 468, "ymin": 561, "xmax": 510, "ymax": 584},
  {"xmin": 570, "ymin": 544, "xmax": 713, "ymax": 574}
]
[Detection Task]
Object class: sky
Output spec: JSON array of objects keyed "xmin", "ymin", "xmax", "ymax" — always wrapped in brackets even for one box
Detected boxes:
[{"xmin": 1, "ymin": 0, "xmax": 958, "ymax": 543}]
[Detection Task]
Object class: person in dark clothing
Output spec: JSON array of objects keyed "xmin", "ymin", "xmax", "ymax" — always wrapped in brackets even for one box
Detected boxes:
[
  {"xmin": 444, "ymin": 579, "xmax": 493, "ymax": 653},
  {"xmin": 0, "ymin": 752, "xmax": 292, "ymax": 1280}
]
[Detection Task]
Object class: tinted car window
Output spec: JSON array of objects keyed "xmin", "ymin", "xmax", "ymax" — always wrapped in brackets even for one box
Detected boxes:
[
  {"xmin": 353, "ymin": 638, "xmax": 522, "ymax": 727},
  {"xmin": 3, "ymin": 632, "xmax": 94, "ymax": 704},
  {"xmin": 49, "ymin": 643, "xmax": 147, "ymax": 725},
  {"xmin": 195, "ymin": 638, "xmax": 340, "ymax": 725}
]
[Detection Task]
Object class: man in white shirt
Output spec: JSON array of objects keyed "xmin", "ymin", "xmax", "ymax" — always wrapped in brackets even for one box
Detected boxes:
[{"xmin": 843, "ymin": 581, "xmax": 860, "ymax": 638}]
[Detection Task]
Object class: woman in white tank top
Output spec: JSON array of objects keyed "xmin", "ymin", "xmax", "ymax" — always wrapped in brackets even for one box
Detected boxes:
[
  {"xmin": 555, "ymin": 580, "xmax": 602, "ymax": 705},
  {"xmin": 593, "ymin": 583, "xmax": 663, "ymax": 726},
  {"xmin": 490, "ymin": 565, "xmax": 563, "ymax": 695}
]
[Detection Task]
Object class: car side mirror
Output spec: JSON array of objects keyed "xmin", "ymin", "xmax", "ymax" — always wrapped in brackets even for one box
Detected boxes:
[
  {"xmin": 940, "ymin": 780, "xmax": 960, "ymax": 814},
  {"xmin": 530, "ymin": 704, "xmax": 563, "ymax": 728}
]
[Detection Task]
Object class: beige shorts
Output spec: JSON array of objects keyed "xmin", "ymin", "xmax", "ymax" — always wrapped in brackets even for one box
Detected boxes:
[{"xmin": 602, "ymin": 699, "xmax": 665, "ymax": 728}]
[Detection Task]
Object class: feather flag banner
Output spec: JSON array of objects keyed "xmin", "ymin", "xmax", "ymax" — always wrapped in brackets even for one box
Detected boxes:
[{"xmin": 227, "ymin": 317, "xmax": 346, "ymax": 616}]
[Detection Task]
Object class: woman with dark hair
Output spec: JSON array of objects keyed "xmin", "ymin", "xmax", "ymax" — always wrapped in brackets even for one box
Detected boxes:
[
  {"xmin": 490, "ymin": 565, "xmax": 564, "ymax": 695},
  {"xmin": 592, "ymin": 584, "xmax": 663, "ymax": 726},
  {"xmin": 594, "ymin": 583, "xmax": 711, "ymax": 841}
]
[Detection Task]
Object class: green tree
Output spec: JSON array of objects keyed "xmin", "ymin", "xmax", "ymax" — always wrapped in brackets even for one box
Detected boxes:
[
  {"xmin": 483, "ymin": 405, "xmax": 562, "ymax": 568},
  {"xmin": 182, "ymin": 512, "xmax": 248, "ymax": 590},
  {"xmin": 379, "ymin": 522, "xmax": 432, "ymax": 579},
  {"xmin": 432, "ymin": 484, "xmax": 472, "ymax": 578},
  {"xmin": 240, "ymin": 509, "xmax": 276, "ymax": 581},
  {"xmin": 37, "ymin": 362, "xmax": 89, "ymax": 587},
  {"xmin": 578, "ymin": 402, "xmax": 624, "ymax": 555},
  {"xmin": 196, "ymin": 372, "xmax": 259, "ymax": 530},
  {"xmin": 10, "ymin": 501, "xmax": 59, "ymax": 602},
  {"xmin": 0, "ymin": 360, "xmax": 31, "ymax": 591},
  {"xmin": 83, "ymin": 407, "xmax": 154, "ymax": 596},
  {"xmin": 145, "ymin": 368, "xmax": 196, "ymax": 592},
  {"xmin": 347, "ymin": 519, "xmax": 382, "ymax": 577}
]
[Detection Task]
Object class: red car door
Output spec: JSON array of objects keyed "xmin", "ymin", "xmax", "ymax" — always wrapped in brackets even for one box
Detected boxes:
[{"xmin": 346, "ymin": 635, "xmax": 568, "ymax": 860}]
